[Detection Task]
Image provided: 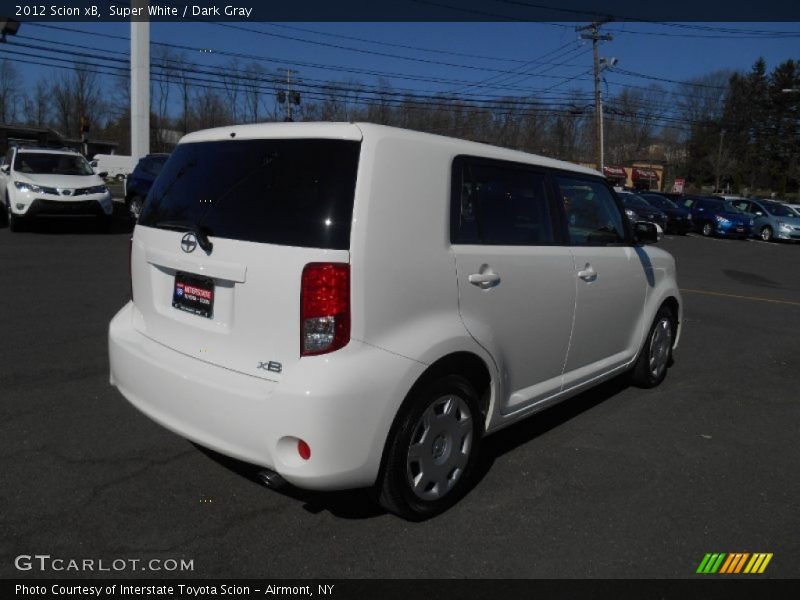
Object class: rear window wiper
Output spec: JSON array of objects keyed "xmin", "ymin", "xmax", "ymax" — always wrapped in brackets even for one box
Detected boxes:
[{"xmin": 153, "ymin": 220, "xmax": 214, "ymax": 254}]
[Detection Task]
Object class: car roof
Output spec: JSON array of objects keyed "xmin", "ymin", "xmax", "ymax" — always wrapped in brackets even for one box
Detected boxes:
[
  {"xmin": 16, "ymin": 148, "xmax": 82, "ymax": 156},
  {"xmin": 179, "ymin": 121, "xmax": 601, "ymax": 178}
]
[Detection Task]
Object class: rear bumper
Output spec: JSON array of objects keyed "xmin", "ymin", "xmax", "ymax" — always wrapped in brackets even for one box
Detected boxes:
[{"xmin": 108, "ymin": 302, "xmax": 422, "ymax": 491}]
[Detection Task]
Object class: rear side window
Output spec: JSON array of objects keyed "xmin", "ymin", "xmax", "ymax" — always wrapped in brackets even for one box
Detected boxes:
[
  {"xmin": 139, "ymin": 139, "xmax": 360, "ymax": 250},
  {"xmin": 451, "ymin": 157, "xmax": 555, "ymax": 245}
]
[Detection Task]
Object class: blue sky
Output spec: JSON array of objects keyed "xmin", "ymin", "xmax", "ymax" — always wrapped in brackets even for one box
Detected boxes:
[{"xmin": 8, "ymin": 21, "xmax": 800, "ymax": 108}]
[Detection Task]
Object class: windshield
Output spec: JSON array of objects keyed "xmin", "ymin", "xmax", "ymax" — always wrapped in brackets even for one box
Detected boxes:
[
  {"xmin": 14, "ymin": 152, "xmax": 94, "ymax": 176},
  {"xmin": 620, "ymin": 193, "xmax": 652, "ymax": 208},
  {"xmin": 642, "ymin": 195, "xmax": 678, "ymax": 210},
  {"xmin": 764, "ymin": 202, "xmax": 796, "ymax": 217},
  {"xmin": 139, "ymin": 139, "xmax": 360, "ymax": 250}
]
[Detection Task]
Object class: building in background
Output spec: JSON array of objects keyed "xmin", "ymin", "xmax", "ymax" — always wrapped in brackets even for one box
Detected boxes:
[{"xmin": 0, "ymin": 124, "xmax": 117, "ymax": 157}]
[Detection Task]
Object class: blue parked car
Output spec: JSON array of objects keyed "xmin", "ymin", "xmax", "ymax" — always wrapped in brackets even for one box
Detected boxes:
[
  {"xmin": 680, "ymin": 196, "xmax": 753, "ymax": 239},
  {"xmin": 729, "ymin": 198, "xmax": 800, "ymax": 243},
  {"xmin": 124, "ymin": 153, "xmax": 169, "ymax": 221}
]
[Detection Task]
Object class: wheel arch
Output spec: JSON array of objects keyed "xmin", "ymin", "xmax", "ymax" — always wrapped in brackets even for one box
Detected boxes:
[{"xmin": 375, "ymin": 351, "xmax": 492, "ymax": 487}]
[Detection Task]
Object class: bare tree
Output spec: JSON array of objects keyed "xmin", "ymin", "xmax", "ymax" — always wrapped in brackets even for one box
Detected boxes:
[
  {"xmin": 0, "ymin": 59, "xmax": 21, "ymax": 123},
  {"xmin": 22, "ymin": 78, "xmax": 50, "ymax": 127}
]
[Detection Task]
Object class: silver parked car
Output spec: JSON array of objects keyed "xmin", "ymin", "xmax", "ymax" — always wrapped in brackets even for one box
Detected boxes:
[{"xmin": 730, "ymin": 198, "xmax": 800, "ymax": 242}]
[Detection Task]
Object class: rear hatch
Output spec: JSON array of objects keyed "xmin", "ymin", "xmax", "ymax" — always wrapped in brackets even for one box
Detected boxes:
[{"xmin": 131, "ymin": 133, "xmax": 361, "ymax": 382}]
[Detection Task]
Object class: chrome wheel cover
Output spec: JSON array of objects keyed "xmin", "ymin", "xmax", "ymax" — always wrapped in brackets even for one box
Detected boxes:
[
  {"xmin": 406, "ymin": 394, "xmax": 473, "ymax": 501},
  {"xmin": 648, "ymin": 317, "xmax": 673, "ymax": 378}
]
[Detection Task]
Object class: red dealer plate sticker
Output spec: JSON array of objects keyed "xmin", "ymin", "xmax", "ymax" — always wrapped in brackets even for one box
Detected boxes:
[{"xmin": 172, "ymin": 272, "xmax": 215, "ymax": 318}]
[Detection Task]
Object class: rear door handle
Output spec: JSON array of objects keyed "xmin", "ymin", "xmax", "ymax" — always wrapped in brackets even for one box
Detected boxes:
[
  {"xmin": 468, "ymin": 271, "xmax": 501, "ymax": 289},
  {"xmin": 577, "ymin": 264, "xmax": 597, "ymax": 282}
]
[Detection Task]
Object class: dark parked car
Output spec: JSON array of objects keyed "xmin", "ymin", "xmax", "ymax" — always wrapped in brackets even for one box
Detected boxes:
[
  {"xmin": 617, "ymin": 191, "xmax": 669, "ymax": 232},
  {"xmin": 681, "ymin": 196, "xmax": 753, "ymax": 239},
  {"xmin": 124, "ymin": 153, "xmax": 169, "ymax": 221},
  {"xmin": 638, "ymin": 192, "xmax": 693, "ymax": 235}
]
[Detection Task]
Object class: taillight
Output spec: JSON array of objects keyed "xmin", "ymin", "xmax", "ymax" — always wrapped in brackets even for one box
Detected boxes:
[{"xmin": 300, "ymin": 263, "xmax": 350, "ymax": 356}]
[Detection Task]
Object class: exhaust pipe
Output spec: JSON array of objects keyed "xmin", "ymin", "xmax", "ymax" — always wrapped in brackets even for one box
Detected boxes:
[{"xmin": 256, "ymin": 468, "xmax": 286, "ymax": 489}]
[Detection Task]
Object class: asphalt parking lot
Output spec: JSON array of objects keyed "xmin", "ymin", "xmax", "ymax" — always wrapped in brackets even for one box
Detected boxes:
[{"xmin": 1, "ymin": 214, "xmax": 798, "ymax": 579}]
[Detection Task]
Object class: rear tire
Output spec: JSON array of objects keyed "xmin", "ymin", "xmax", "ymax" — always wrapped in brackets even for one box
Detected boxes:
[
  {"xmin": 630, "ymin": 306, "xmax": 676, "ymax": 389},
  {"xmin": 379, "ymin": 375, "xmax": 482, "ymax": 521}
]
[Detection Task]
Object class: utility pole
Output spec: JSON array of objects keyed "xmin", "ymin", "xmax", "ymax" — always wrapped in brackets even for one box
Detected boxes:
[
  {"xmin": 715, "ymin": 128, "xmax": 726, "ymax": 192},
  {"xmin": 131, "ymin": 0, "xmax": 150, "ymax": 160},
  {"xmin": 278, "ymin": 68, "xmax": 299, "ymax": 122},
  {"xmin": 577, "ymin": 21, "xmax": 613, "ymax": 173}
]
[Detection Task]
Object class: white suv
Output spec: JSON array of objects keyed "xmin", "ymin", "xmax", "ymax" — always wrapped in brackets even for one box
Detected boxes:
[
  {"xmin": 109, "ymin": 123, "xmax": 682, "ymax": 520},
  {"xmin": 0, "ymin": 147, "xmax": 114, "ymax": 231}
]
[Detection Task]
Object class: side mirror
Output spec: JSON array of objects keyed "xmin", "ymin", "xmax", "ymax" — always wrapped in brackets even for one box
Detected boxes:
[
  {"xmin": 98, "ymin": 171, "xmax": 109, "ymax": 179},
  {"xmin": 0, "ymin": 165, "xmax": 9, "ymax": 174},
  {"xmin": 634, "ymin": 221, "xmax": 660, "ymax": 244}
]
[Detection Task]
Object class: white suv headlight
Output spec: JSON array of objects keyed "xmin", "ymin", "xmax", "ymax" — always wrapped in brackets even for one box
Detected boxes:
[
  {"xmin": 14, "ymin": 181, "xmax": 58, "ymax": 195},
  {"xmin": 14, "ymin": 181, "xmax": 42, "ymax": 194}
]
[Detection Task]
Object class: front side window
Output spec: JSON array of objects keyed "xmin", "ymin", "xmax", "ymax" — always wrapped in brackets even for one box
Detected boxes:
[
  {"xmin": 13, "ymin": 152, "xmax": 94, "ymax": 176},
  {"xmin": 451, "ymin": 158, "xmax": 555, "ymax": 245},
  {"xmin": 731, "ymin": 200, "xmax": 750, "ymax": 212},
  {"xmin": 557, "ymin": 176, "xmax": 626, "ymax": 246}
]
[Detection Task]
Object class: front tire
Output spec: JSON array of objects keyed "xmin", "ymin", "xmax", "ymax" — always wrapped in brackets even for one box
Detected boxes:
[
  {"xmin": 760, "ymin": 226, "xmax": 773, "ymax": 242},
  {"xmin": 630, "ymin": 306, "xmax": 676, "ymax": 389},
  {"xmin": 701, "ymin": 222, "xmax": 713, "ymax": 237},
  {"xmin": 379, "ymin": 375, "xmax": 482, "ymax": 520},
  {"xmin": 96, "ymin": 215, "xmax": 113, "ymax": 232},
  {"xmin": 8, "ymin": 204, "xmax": 26, "ymax": 232},
  {"xmin": 127, "ymin": 195, "xmax": 143, "ymax": 222}
]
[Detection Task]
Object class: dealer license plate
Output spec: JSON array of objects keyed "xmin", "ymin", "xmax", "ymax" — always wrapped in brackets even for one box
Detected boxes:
[{"xmin": 172, "ymin": 272, "xmax": 214, "ymax": 318}]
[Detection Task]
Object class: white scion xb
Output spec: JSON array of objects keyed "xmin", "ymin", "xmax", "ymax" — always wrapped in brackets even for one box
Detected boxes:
[{"xmin": 109, "ymin": 123, "xmax": 682, "ymax": 520}]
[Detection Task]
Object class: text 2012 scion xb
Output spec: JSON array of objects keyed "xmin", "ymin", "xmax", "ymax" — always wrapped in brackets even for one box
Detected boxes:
[{"xmin": 108, "ymin": 123, "xmax": 682, "ymax": 520}]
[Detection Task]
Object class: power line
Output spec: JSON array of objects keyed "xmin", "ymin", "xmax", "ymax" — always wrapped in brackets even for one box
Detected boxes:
[{"xmin": 1, "ymin": 47, "xmax": 696, "ymax": 135}]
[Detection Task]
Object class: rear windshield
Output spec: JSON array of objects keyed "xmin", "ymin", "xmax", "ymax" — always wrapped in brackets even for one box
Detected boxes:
[{"xmin": 139, "ymin": 139, "xmax": 360, "ymax": 250}]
